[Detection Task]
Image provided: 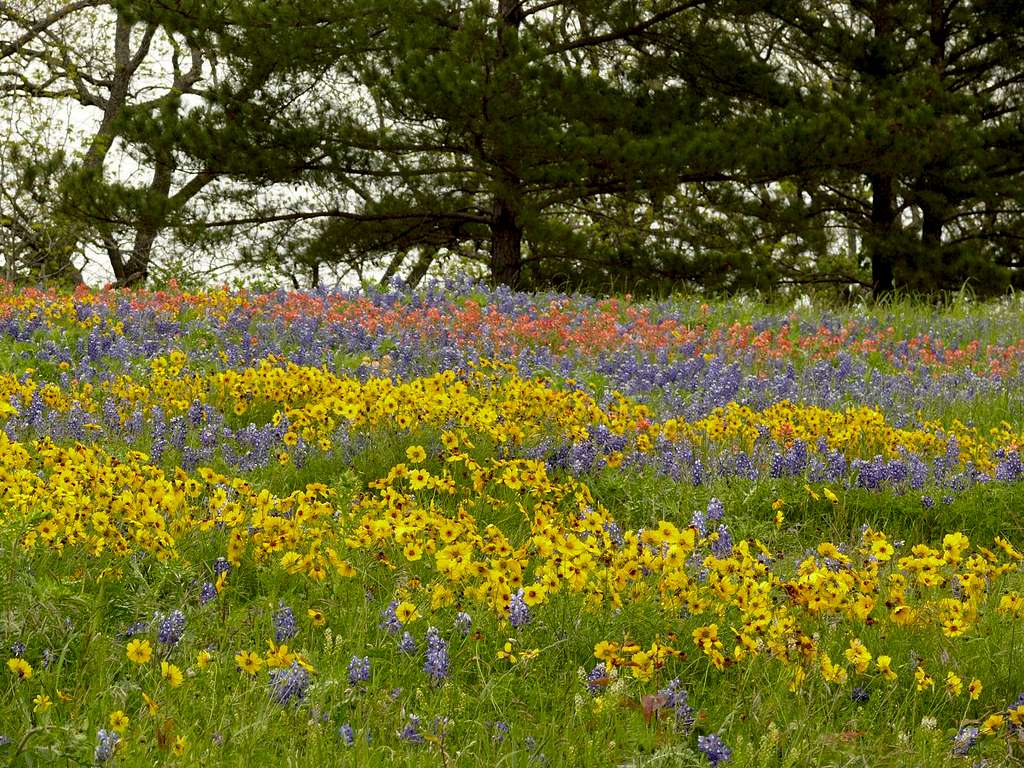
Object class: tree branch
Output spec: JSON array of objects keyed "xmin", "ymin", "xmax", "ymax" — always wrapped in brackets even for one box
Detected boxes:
[
  {"xmin": 545, "ymin": 1, "xmax": 707, "ymax": 57},
  {"xmin": 0, "ymin": 0, "xmax": 103, "ymax": 60}
]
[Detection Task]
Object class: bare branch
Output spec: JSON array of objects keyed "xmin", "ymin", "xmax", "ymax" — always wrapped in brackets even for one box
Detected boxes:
[
  {"xmin": 545, "ymin": 1, "xmax": 706, "ymax": 57},
  {"xmin": 0, "ymin": 0, "xmax": 103, "ymax": 60},
  {"xmin": 201, "ymin": 209, "xmax": 492, "ymax": 228}
]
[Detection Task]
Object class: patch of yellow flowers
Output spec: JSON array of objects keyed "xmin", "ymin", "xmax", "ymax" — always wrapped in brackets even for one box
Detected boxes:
[
  {"xmin": 3, "ymin": 360, "xmax": 1024, "ymax": 751},
  {"xmin": 2, "ymin": 357, "xmax": 1020, "ymax": 472}
]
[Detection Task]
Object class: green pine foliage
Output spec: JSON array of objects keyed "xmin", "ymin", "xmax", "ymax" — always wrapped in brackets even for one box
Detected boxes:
[{"xmin": 1, "ymin": 0, "xmax": 1022, "ymax": 295}]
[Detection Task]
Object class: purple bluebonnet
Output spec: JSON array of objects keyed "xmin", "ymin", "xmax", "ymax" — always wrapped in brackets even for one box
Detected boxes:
[
  {"xmin": 157, "ymin": 610, "xmax": 185, "ymax": 645},
  {"xmin": 168, "ymin": 416, "xmax": 187, "ymax": 451},
  {"xmin": 273, "ymin": 603, "xmax": 297, "ymax": 643},
  {"xmin": 120, "ymin": 620, "xmax": 148, "ymax": 639},
  {"xmin": 399, "ymin": 632, "xmax": 417, "ymax": 654},
  {"xmin": 493, "ymin": 721, "xmax": 510, "ymax": 743},
  {"xmin": 348, "ymin": 655, "xmax": 371, "ymax": 685},
  {"xmin": 785, "ymin": 440, "xmax": 809, "ymax": 474},
  {"xmin": 9, "ymin": 642, "xmax": 25, "ymax": 657},
  {"xmin": 424, "ymin": 626, "xmax": 449, "ymax": 683},
  {"xmin": 180, "ymin": 446, "xmax": 200, "ymax": 471},
  {"xmin": 199, "ymin": 582, "xmax": 217, "ymax": 605},
  {"xmin": 734, "ymin": 452, "xmax": 758, "ymax": 481},
  {"xmin": 379, "ymin": 601, "xmax": 401, "ymax": 635},
  {"xmin": 706, "ymin": 497, "xmax": 724, "ymax": 522},
  {"xmin": 710, "ymin": 524, "xmax": 733, "ymax": 558},
  {"xmin": 454, "ymin": 611, "xmax": 472, "ymax": 636},
  {"xmin": 101, "ymin": 397, "xmax": 120, "ymax": 429},
  {"xmin": 996, "ymin": 451, "xmax": 1024, "ymax": 481},
  {"xmin": 149, "ymin": 405, "xmax": 167, "ymax": 462},
  {"xmin": 657, "ymin": 678, "xmax": 695, "ymax": 732},
  {"xmin": 951, "ymin": 725, "xmax": 978, "ymax": 756},
  {"xmin": 339, "ymin": 723, "xmax": 354, "ymax": 746},
  {"xmin": 400, "ymin": 714, "xmax": 424, "ymax": 744},
  {"xmin": 692, "ymin": 458, "xmax": 706, "ymax": 486},
  {"xmin": 124, "ymin": 406, "xmax": 144, "ymax": 442},
  {"xmin": 567, "ymin": 441, "xmax": 600, "ymax": 475},
  {"xmin": 851, "ymin": 686, "xmax": 869, "ymax": 704},
  {"xmin": 509, "ymin": 589, "xmax": 531, "ymax": 629},
  {"xmin": 603, "ymin": 522, "xmax": 625, "ymax": 549},
  {"xmin": 587, "ymin": 663, "xmax": 608, "ymax": 695},
  {"xmin": 268, "ymin": 661, "xmax": 310, "ymax": 705},
  {"xmin": 907, "ymin": 453, "xmax": 928, "ymax": 488},
  {"xmin": 690, "ymin": 509, "xmax": 708, "ymax": 536},
  {"xmin": 697, "ymin": 733, "xmax": 732, "ymax": 766},
  {"xmin": 94, "ymin": 729, "xmax": 120, "ymax": 762},
  {"xmin": 187, "ymin": 400, "xmax": 205, "ymax": 426}
]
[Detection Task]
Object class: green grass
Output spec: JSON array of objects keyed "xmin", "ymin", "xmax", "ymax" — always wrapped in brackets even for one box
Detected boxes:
[
  {"xmin": 2, "ymin": 289, "xmax": 1024, "ymax": 767},
  {"xmin": 3, "ymin": 443, "xmax": 1024, "ymax": 767}
]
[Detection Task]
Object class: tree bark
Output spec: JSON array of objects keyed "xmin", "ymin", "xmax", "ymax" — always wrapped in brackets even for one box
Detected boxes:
[
  {"xmin": 921, "ymin": 201, "xmax": 944, "ymax": 251},
  {"xmin": 378, "ymin": 251, "xmax": 406, "ymax": 288},
  {"xmin": 868, "ymin": 173, "xmax": 897, "ymax": 296},
  {"xmin": 406, "ymin": 247, "xmax": 436, "ymax": 289},
  {"xmin": 489, "ymin": 196, "xmax": 523, "ymax": 287},
  {"xmin": 118, "ymin": 150, "xmax": 175, "ymax": 286},
  {"xmin": 486, "ymin": 0, "xmax": 526, "ymax": 288},
  {"xmin": 863, "ymin": 1, "xmax": 900, "ymax": 298}
]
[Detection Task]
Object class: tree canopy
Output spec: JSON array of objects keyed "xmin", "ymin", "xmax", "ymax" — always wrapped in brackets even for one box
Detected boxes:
[{"xmin": 1, "ymin": 0, "xmax": 1021, "ymax": 296}]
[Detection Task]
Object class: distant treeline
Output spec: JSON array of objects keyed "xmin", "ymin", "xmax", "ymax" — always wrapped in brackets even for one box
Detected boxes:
[{"xmin": 1, "ymin": 1, "xmax": 1022, "ymax": 297}]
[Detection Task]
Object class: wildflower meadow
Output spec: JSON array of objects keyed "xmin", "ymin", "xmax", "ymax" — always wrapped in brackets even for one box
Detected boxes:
[{"xmin": 1, "ymin": 280, "xmax": 1023, "ymax": 767}]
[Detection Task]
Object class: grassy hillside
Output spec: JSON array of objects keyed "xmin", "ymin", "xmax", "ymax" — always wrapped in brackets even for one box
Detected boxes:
[{"xmin": 1, "ymin": 282, "xmax": 1023, "ymax": 766}]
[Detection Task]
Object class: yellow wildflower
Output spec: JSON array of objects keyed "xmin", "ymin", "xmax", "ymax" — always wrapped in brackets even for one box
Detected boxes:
[
  {"xmin": 945, "ymin": 671, "xmax": 962, "ymax": 696},
  {"xmin": 235, "ymin": 650, "xmax": 264, "ymax": 676},
  {"xmin": 161, "ymin": 661, "xmax": 183, "ymax": 688},
  {"xmin": 914, "ymin": 666, "xmax": 934, "ymax": 692},
  {"xmin": 7, "ymin": 657, "xmax": 32, "ymax": 679},
  {"xmin": 981, "ymin": 713, "xmax": 1004, "ymax": 734},
  {"xmin": 395, "ymin": 601, "xmax": 419, "ymax": 625},
  {"xmin": 109, "ymin": 710, "xmax": 130, "ymax": 733},
  {"xmin": 126, "ymin": 639, "xmax": 152, "ymax": 665},
  {"xmin": 876, "ymin": 655, "xmax": 897, "ymax": 682},
  {"xmin": 32, "ymin": 694, "xmax": 52, "ymax": 713}
]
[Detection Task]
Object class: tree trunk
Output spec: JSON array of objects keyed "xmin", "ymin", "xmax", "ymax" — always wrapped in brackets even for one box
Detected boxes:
[
  {"xmin": 489, "ymin": 196, "xmax": 523, "ymax": 287},
  {"xmin": 406, "ymin": 247, "xmax": 436, "ymax": 289},
  {"xmin": 920, "ymin": 198, "xmax": 949, "ymax": 290},
  {"xmin": 485, "ymin": 0, "xmax": 525, "ymax": 289},
  {"xmin": 119, "ymin": 154, "xmax": 175, "ymax": 287},
  {"xmin": 77, "ymin": 12, "xmax": 157, "ymax": 286},
  {"xmin": 868, "ymin": 173, "xmax": 897, "ymax": 297},
  {"xmin": 921, "ymin": 202, "xmax": 943, "ymax": 251},
  {"xmin": 378, "ymin": 251, "xmax": 406, "ymax": 289},
  {"xmin": 846, "ymin": 227, "xmax": 858, "ymax": 263}
]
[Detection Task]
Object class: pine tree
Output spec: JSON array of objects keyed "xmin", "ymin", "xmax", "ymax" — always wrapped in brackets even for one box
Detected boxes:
[
  {"xmin": 1, "ymin": 1, "xmax": 226, "ymax": 286},
  {"xmin": 762, "ymin": 0, "xmax": 1024, "ymax": 296},
  {"xmin": 173, "ymin": 0, "xmax": 789, "ymax": 288}
]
